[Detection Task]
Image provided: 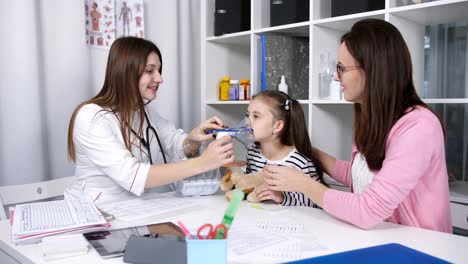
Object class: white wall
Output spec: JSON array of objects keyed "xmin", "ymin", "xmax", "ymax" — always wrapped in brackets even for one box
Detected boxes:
[
  {"xmin": 39, "ymin": 0, "xmax": 94, "ymax": 181},
  {"xmin": 145, "ymin": 0, "xmax": 201, "ymax": 130},
  {"xmin": 0, "ymin": 0, "xmax": 61, "ymax": 184}
]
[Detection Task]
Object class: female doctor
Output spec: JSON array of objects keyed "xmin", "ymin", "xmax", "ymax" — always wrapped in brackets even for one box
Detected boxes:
[{"xmin": 66, "ymin": 37, "xmax": 234, "ymax": 204}]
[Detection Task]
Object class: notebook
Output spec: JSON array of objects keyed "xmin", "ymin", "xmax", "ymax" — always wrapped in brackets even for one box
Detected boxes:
[
  {"xmin": 286, "ymin": 243, "xmax": 450, "ymax": 264},
  {"xmin": 10, "ymin": 198, "xmax": 110, "ymax": 245}
]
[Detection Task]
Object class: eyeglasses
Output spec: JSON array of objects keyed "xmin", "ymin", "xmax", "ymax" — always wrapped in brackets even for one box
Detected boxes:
[{"xmin": 336, "ymin": 64, "xmax": 361, "ymax": 78}]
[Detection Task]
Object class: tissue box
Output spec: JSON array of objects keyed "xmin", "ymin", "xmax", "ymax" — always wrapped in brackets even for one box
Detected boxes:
[{"xmin": 186, "ymin": 238, "xmax": 227, "ymax": 264}]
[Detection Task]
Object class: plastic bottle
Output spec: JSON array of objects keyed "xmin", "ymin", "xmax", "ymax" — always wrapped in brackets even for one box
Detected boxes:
[
  {"xmin": 219, "ymin": 76, "xmax": 230, "ymax": 101},
  {"xmin": 329, "ymin": 76, "xmax": 342, "ymax": 100},
  {"xmin": 229, "ymin": 80, "xmax": 239, "ymax": 100},
  {"xmin": 239, "ymin": 79, "xmax": 250, "ymax": 100},
  {"xmin": 319, "ymin": 52, "xmax": 331, "ymax": 99},
  {"xmin": 278, "ymin": 75, "xmax": 288, "ymax": 94}
]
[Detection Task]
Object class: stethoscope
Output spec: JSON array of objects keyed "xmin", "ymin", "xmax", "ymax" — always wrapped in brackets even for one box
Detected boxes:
[{"xmin": 131, "ymin": 111, "xmax": 167, "ymax": 165}]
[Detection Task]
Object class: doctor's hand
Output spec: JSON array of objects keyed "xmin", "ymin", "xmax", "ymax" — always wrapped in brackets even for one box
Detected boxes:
[
  {"xmin": 187, "ymin": 116, "xmax": 225, "ymax": 143},
  {"xmin": 199, "ymin": 136, "xmax": 234, "ymax": 170},
  {"xmin": 263, "ymin": 165, "xmax": 310, "ymax": 193},
  {"xmin": 254, "ymin": 184, "xmax": 284, "ymax": 204}
]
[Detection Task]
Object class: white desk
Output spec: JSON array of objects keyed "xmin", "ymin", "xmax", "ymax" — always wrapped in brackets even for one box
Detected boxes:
[{"xmin": 1, "ymin": 193, "xmax": 468, "ymax": 263}]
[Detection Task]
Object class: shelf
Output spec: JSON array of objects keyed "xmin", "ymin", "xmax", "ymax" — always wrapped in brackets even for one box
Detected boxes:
[
  {"xmin": 206, "ymin": 31, "xmax": 251, "ymax": 45},
  {"xmin": 206, "ymin": 100, "xmax": 311, "ymax": 105},
  {"xmin": 423, "ymin": 98, "xmax": 468, "ymax": 104},
  {"xmin": 253, "ymin": 22, "xmax": 310, "ymax": 36},
  {"xmin": 310, "ymin": 99, "xmax": 468, "ymax": 104},
  {"xmin": 450, "ymin": 181, "xmax": 468, "ymax": 203},
  {"xmin": 206, "ymin": 100, "xmax": 250, "ymax": 105},
  {"xmin": 313, "ymin": 10, "xmax": 386, "ymax": 31},
  {"xmin": 390, "ymin": 0, "xmax": 468, "ymax": 25},
  {"xmin": 311, "ymin": 99, "xmax": 352, "ymax": 104}
]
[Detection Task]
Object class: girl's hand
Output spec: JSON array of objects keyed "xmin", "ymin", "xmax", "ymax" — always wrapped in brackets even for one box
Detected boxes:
[
  {"xmin": 263, "ymin": 165, "xmax": 309, "ymax": 193},
  {"xmin": 199, "ymin": 136, "xmax": 234, "ymax": 170},
  {"xmin": 188, "ymin": 116, "xmax": 224, "ymax": 143},
  {"xmin": 254, "ymin": 184, "xmax": 284, "ymax": 204}
]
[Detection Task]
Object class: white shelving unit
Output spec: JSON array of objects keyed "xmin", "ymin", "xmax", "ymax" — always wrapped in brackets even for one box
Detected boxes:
[
  {"xmin": 201, "ymin": 0, "xmax": 468, "ymax": 231},
  {"xmin": 201, "ymin": 0, "xmax": 468, "ymax": 160}
]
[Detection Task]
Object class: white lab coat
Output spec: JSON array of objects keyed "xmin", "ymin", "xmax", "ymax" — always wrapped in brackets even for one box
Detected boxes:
[{"xmin": 65, "ymin": 104, "xmax": 188, "ymax": 204}]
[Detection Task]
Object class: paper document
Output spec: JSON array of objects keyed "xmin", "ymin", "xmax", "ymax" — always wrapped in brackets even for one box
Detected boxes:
[
  {"xmin": 97, "ymin": 192, "xmax": 197, "ymax": 222},
  {"xmin": 255, "ymin": 221, "xmax": 303, "ymax": 233},
  {"xmin": 229, "ymin": 226, "xmax": 288, "ymax": 255},
  {"xmin": 228, "ymin": 221, "xmax": 329, "ymax": 262},
  {"xmin": 11, "ymin": 198, "xmax": 109, "ymax": 245}
]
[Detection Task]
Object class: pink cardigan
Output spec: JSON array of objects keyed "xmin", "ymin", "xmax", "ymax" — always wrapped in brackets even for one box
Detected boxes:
[{"xmin": 323, "ymin": 106, "xmax": 452, "ymax": 233}]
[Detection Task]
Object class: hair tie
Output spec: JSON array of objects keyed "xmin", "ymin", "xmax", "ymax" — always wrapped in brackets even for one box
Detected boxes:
[{"xmin": 284, "ymin": 99, "xmax": 292, "ymax": 111}]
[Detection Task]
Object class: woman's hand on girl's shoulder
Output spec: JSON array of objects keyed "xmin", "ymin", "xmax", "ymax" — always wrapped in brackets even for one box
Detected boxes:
[{"xmin": 263, "ymin": 165, "xmax": 308, "ymax": 193}]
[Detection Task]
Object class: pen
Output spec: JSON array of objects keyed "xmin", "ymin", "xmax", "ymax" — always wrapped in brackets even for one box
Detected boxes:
[
  {"xmin": 215, "ymin": 189, "xmax": 244, "ymax": 239},
  {"xmin": 177, "ymin": 220, "xmax": 194, "ymax": 239}
]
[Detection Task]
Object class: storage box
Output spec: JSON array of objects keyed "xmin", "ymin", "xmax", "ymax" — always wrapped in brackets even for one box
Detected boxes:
[
  {"xmin": 331, "ymin": 0, "xmax": 385, "ymax": 17},
  {"xmin": 214, "ymin": 0, "xmax": 250, "ymax": 36},
  {"xmin": 270, "ymin": 0, "xmax": 309, "ymax": 27},
  {"xmin": 186, "ymin": 238, "xmax": 227, "ymax": 264}
]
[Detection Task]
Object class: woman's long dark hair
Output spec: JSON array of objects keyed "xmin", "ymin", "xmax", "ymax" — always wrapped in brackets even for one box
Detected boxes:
[
  {"xmin": 342, "ymin": 19, "xmax": 443, "ymax": 170},
  {"xmin": 253, "ymin": 91, "xmax": 325, "ymax": 184},
  {"xmin": 68, "ymin": 37, "xmax": 162, "ymax": 161}
]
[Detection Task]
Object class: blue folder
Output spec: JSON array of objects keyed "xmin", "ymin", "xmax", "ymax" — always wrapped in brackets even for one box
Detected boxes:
[
  {"xmin": 260, "ymin": 34, "xmax": 266, "ymax": 92},
  {"xmin": 286, "ymin": 243, "xmax": 450, "ymax": 264}
]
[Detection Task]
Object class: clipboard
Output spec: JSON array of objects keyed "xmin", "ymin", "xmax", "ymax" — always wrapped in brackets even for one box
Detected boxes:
[{"xmin": 286, "ymin": 243, "xmax": 450, "ymax": 264}]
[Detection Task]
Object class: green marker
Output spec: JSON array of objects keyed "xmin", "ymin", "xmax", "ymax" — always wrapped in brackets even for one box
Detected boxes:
[{"xmin": 216, "ymin": 189, "xmax": 244, "ymax": 239}]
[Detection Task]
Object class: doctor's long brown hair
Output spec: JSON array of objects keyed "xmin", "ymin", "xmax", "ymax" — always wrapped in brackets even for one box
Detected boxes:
[
  {"xmin": 67, "ymin": 37, "xmax": 162, "ymax": 161},
  {"xmin": 343, "ymin": 19, "xmax": 443, "ymax": 170}
]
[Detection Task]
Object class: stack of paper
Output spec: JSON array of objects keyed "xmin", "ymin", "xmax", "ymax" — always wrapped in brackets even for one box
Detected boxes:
[
  {"xmin": 97, "ymin": 192, "xmax": 197, "ymax": 222},
  {"xmin": 10, "ymin": 198, "xmax": 110, "ymax": 245}
]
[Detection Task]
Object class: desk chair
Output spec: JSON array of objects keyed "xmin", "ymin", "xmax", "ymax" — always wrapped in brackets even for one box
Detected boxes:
[{"xmin": 0, "ymin": 176, "xmax": 76, "ymax": 220}]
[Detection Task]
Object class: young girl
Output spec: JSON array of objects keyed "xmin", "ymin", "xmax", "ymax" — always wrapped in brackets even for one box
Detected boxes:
[{"xmin": 246, "ymin": 90, "xmax": 325, "ymax": 207}]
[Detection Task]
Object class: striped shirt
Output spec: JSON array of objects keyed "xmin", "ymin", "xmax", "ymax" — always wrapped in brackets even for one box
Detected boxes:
[{"xmin": 246, "ymin": 146, "xmax": 319, "ymax": 207}]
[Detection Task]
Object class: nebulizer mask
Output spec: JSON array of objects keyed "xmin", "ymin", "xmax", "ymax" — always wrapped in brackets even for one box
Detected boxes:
[
  {"xmin": 213, "ymin": 117, "xmax": 255, "ymax": 148},
  {"xmin": 170, "ymin": 117, "xmax": 254, "ymax": 197}
]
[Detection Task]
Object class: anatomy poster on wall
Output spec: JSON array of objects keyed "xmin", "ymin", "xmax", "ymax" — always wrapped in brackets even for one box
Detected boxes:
[
  {"xmin": 85, "ymin": 0, "xmax": 144, "ymax": 48},
  {"xmin": 115, "ymin": 0, "xmax": 145, "ymax": 39}
]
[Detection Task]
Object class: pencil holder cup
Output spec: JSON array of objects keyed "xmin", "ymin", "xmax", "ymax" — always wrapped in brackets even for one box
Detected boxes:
[{"xmin": 186, "ymin": 238, "xmax": 227, "ymax": 264}]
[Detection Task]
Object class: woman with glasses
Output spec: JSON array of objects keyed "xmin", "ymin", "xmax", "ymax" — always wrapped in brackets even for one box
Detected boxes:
[
  {"xmin": 262, "ymin": 19, "xmax": 451, "ymax": 233},
  {"xmin": 66, "ymin": 37, "xmax": 234, "ymax": 203}
]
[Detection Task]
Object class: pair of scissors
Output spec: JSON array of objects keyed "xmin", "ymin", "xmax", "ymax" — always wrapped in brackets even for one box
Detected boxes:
[{"xmin": 196, "ymin": 223, "xmax": 227, "ymax": 239}]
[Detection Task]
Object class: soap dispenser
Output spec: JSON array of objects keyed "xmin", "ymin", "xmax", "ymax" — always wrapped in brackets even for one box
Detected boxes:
[{"xmin": 278, "ymin": 75, "xmax": 288, "ymax": 94}]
